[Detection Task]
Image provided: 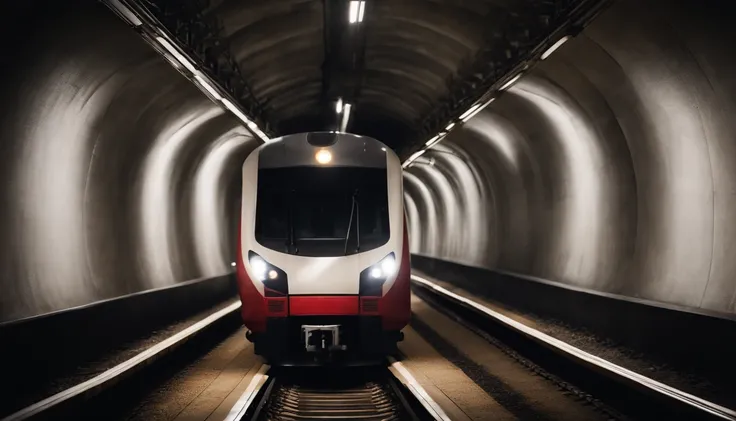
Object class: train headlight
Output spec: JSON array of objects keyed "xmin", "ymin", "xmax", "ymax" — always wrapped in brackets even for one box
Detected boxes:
[
  {"xmin": 247, "ymin": 251, "xmax": 288, "ymax": 296},
  {"xmin": 315, "ymin": 149, "xmax": 332, "ymax": 164},
  {"xmin": 249, "ymin": 256, "xmax": 268, "ymax": 281},
  {"xmin": 368, "ymin": 254, "xmax": 396, "ymax": 279},
  {"xmin": 360, "ymin": 252, "xmax": 397, "ymax": 296}
]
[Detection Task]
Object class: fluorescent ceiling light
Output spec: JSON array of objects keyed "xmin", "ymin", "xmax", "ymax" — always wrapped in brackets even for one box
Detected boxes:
[
  {"xmin": 403, "ymin": 149, "xmax": 426, "ymax": 168},
  {"xmin": 108, "ymin": 0, "xmax": 142, "ymax": 26},
  {"xmin": 156, "ymin": 36, "xmax": 197, "ymax": 74},
  {"xmin": 349, "ymin": 1, "xmax": 359, "ymax": 23},
  {"xmin": 425, "ymin": 134, "xmax": 441, "ymax": 146},
  {"xmin": 336, "ymin": 97, "xmax": 343, "ymax": 114},
  {"xmin": 349, "ymin": 1, "xmax": 365, "ymax": 23},
  {"xmin": 461, "ymin": 98, "xmax": 494, "ymax": 122},
  {"xmin": 425, "ymin": 134, "xmax": 445, "ymax": 148},
  {"xmin": 499, "ymin": 73, "xmax": 523, "ymax": 91},
  {"xmin": 445, "ymin": 122, "xmax": 455, "ymax": 131},
  {"xmin": 222, "ymin": 98, "xmax": 270, "ymax": 142},
  {"xmin": 194, "ymin": 74, "xmax": 222, "ymax": 101},
  {"xmin": 459, "ymin": 103, "xmax": 482, "ymax": 120},
  {"xmin": 222, "ymin": 99, "xmax": 249, "ymax": 122},
  {"xmin": 340, "ymin": 103, "xmax": 352, "ymax": 132},
  {"xmin": 358, "ymin": 1, "xmax": 366, "ymax": 22},
  {"xmin": 541, "ymin": 35, "xmax": 571, "ymax": 60}
]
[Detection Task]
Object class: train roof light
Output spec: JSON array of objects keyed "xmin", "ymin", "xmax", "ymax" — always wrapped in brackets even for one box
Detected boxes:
[
  {"xmin": 445, "ymin": 122, "xmax": 455, "ymax": 131},
  {"xmin": 315, "ymin": 149, "xmax": 332, "ymax": 164}
]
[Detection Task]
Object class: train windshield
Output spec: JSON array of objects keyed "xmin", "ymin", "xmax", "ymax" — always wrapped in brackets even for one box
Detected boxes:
[{"xmin": 255, "ymin": 166, "xmax": 390, "ymax": 257}]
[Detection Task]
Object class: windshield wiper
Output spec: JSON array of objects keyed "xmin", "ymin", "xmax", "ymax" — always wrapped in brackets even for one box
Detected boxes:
[{"xmin": 343, "ymin": 190, "xmax": 360, "ymax": 255}]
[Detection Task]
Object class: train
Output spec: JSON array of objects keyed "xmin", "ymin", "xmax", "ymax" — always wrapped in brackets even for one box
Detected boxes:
[{"xmin": 235, "ymin": 131, "xmax": 410, "ymax": 363}]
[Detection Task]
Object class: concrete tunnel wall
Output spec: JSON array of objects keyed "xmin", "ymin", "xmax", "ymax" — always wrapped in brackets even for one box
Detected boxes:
[
  {"xmin": 406, "ymin": 0, "xmax": 736, "ymax": 315},
  {"xmin": 0, "ymin": 0, "xmax": 257, "ymax": 322}
]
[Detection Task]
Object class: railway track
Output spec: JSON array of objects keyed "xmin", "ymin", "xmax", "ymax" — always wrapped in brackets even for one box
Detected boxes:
[
  {"xmin": 226, "ymin": 359, "xmax": 448, "ymax": 421},
  {"xmin": 410, "ymin": 274, "xmax": 736, "ymax": 421},
  {"xmin": 7, "ymin": 273, "xmax": 736, "ymax": 421}
]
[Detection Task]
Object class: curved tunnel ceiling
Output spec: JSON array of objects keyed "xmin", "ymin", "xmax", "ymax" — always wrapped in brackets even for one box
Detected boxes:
[{"xmin": 135, "ymin": 0, "xmax": 611, "ymax": 152}]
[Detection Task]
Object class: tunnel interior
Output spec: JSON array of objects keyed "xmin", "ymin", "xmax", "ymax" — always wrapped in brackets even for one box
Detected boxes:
[{"xmin": 2, "ymin": 0, "xmax": 736, "ymax": 328}]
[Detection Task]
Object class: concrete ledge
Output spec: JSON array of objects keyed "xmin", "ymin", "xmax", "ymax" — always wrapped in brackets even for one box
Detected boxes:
[
  {"xmin": 411, "ymin": 254, "xmax": 736, "ymax": 381},
  {"xmin": 0, "ymin": 273, "xmax": 238, "ymax": 406}
]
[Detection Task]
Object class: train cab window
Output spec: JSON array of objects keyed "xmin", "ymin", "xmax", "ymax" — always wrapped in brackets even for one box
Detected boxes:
[{"xmin": 255, "ymin": 166, "xmax": 390, "ymax": 257}]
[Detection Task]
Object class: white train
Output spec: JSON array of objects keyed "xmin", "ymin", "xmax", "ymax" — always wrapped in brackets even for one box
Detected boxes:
[{"xmin": 235, "ymin": 132, "xmax": 411, "ymax": 363}]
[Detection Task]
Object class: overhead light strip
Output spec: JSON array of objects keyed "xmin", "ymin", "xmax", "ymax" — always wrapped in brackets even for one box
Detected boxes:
[
  {"xmin": 107, "ymin": 0, "xmax": 143, "ymax": 27},
  {"xmin": 403, "ymin": 149, "xmax": 426, "ymax": 168},
  {"xmin": 404, "ymin": 32, "xmax": 578, "ymax": 168},
  {"xmin": 155, "ymin": 36, "xmax": 197, "ymax": 75},
  {"xmin": 194, "ymin": 74, "xmax": 222, "ymax": 101},
  {"xmin": 541, "ymin": 35, "xmax": 571, "ymax": 60},
  {"xmin": 499, "ymin": 73, "xmax": 523, "ymax": 91},
  {"xmin": 102, "ymin": 0, "xmax": 272, "ymax": 143}
]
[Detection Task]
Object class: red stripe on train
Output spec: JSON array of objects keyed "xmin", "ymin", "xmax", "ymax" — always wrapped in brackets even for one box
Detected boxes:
[{"xmin": 289, "ymin": 296, "xmax": 360, "ymax": 316}]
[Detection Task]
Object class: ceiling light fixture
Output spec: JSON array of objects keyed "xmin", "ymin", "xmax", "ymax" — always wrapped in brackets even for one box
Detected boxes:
[
  {"xmin": 194, "ymin": 74, "xmax": 222, "ymax": 101},
  {"xmin": 499, "ymin": 73, "xmax": 523, "ymax": 91},
  {"xmin": 541, "ymin": 35, "xmax": 571, "ymax": 60},
  {"xmin": 402, "ymin": 149, "xmax": 426, "ymax": 168},
  {"xmin": 222, "ymin": 99, "xmax": 271, "ymax": 142},
  {"xmin": 336, "ymin": 97, "xmax": 343, "ymax": 114},
  {"xmin": 461, "ymin": 98, "xmax": 495, "ymax": 122},
  {"xmin": 340, "ymin": 103, "xmax": 352, "ymax": 132},
  {"xmin": 107, "ymin": 0, "xmax": 143, "ymax": 26},
  {"xmin": 155, "ymin": 36, "xmax": 197, "ymax": 74},
  {"xmin": 358, "ymin": 1, "xmax": 366, "ymax": 22},
  {"xmin": 445, "ymin": 122, "xmax": 455, "ymax": 131},
  {"xmin": 349, "ymin": 1, "xmax": 365, "ymax": 23},
  {"xmin": 459, "ymin": 103, "xmax": 482, "ymax": 121},
  {"xmin": 102, "ymin": 0, "xmax": 272, "ymax": 144}
]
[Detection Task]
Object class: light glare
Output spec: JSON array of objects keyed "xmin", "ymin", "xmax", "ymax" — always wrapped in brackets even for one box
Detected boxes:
[
  {"xmin": 336, "ymin": 98, "xmax": 343, "ymax": 114},
  {"xmin": 370, "ymin": 268, "xmax": 383, "ymax": 278},
  {"xmin": 381, "ymin": 255, "xmax": 396, "ymax": 276}
]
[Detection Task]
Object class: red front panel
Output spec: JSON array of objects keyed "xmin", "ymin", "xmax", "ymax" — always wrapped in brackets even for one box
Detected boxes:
[{"xmin": 289, "ymin": 296, "xmax": 359, "ymax": 316}]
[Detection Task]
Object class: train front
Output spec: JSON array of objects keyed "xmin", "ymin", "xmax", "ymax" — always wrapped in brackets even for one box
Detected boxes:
[{"xmin": 236, "ymin": 132, "xmax": 410, "ymax": 364}]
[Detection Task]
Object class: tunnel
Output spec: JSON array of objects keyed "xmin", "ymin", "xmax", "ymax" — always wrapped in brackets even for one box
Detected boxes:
[{"xmin": 1, "ymin": 0, "xmax": 736, "ymax": 420}]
